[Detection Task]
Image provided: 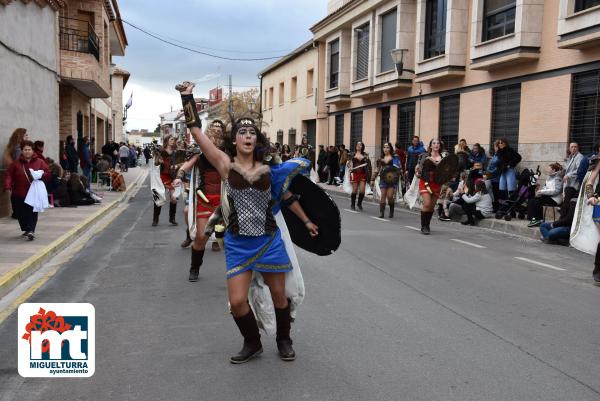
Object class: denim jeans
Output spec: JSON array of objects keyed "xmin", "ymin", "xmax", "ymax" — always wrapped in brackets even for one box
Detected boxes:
[
  {"xmin": 499, "ymin": 168, "xmax": 517, "ymax": 191},
  {"xmin": 539, "ymin": 222, "xmax": 570, "ymax": 241}
]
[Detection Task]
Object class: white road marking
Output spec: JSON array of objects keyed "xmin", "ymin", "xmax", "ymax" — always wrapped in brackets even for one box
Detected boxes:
[
  {"xmin": 404, "ymin": 226, "xmax": 421, "ymax": 231},
  {"xmin": 514, "ymin": 257, "xmax": 566, "ymax": 272},
  {"xmin": 450, "ymin": 239, "xmax": 487, "ymax": 249},
  {"xmin": 343, "ymin": 209, "xmax": 360, "ymax": 214},
  {"xmin": 371, "ymin": 217, "xmax": 390, "ymax": 222}
]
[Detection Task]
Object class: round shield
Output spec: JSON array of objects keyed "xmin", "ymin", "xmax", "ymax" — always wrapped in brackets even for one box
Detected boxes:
[
  {"xmin": 380, "ymin": 166, "xmax": 400, "ymax": 185},
  {"xmin": 434, "ymin": 153, "xmax": 459, "ymax": 184},
  {"xmin": 281, "ymin": 175, "xmax": 341, "ymax": 256}
]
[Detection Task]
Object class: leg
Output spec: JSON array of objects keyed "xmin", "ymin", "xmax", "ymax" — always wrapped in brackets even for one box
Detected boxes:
[
  {"xmin": 181, "ymin": 205, "xmax": 192, "ymax": 247},
  {"xmin": 227, "ymin": 270, "xmax": 262, "ymax": 363},
  {"xmin": 547, "ymin": 226, "xmax": 570, "ymax": 243},
  {"xmin": 188, "ymin": 218, "xmax": 210, "ymax": 282},
  {"xmin": 357, "ymin": 180, "xmax": 366, "ymax": 211},
  {"xmin": 350, "ymin": 182, "xmax": 358, "ymax": 210},
  {"xmin": 152, "ymin": 203, "xmax": 161, "ymax": 226},
  {"xmin": 169, "ymin": 197, "xmax": 178, "ymax": 225},
  {"xmin": 386, "ymin": 187, "xmax": 395, "ymax": 218},
  {"xmin": 539, "ymin": 222, "xmax": 552, "ymax": 239},
  {"xmin": 262, "ymin": 272, "xmax": 296, "ymax": 361},
  {"xmin": 11, "ymin": 196, "xmax": 26, "ymax": 232},
  {"xmin": 420, "ymin": 193, "xmax": 436, "ymax": 234},
  {"xmin": 594, "ymin": 241, "xmax": 600, "ymax": 282},
  {"xmin": 461, "ymin": 202, "xmax": 477, "ymax": 225}
]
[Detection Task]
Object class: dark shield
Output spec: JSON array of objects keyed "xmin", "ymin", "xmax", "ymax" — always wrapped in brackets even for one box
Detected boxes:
[
  {"xmin": 434, "ymin": 153, "xmax": 459, "ymax": 184},
  {"xmin": 282, "ymin": 175, "xmax": 341, "ymax": 256}
]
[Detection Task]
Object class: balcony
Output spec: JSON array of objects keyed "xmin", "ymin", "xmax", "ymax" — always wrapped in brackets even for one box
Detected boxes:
[{"xmin": 59, "ymin": 17, "xmax": 110, "ymax": 98}]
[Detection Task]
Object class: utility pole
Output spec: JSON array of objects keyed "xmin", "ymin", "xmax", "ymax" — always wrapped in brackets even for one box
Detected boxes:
[{"xmin": 228, "ymin": 74, "xmax": 233, "ymax": 115}]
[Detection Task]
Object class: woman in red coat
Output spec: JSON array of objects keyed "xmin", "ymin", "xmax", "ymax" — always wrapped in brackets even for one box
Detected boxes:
[{"xmin": 3, "ymin": 140, "xmax": 50, "ymax": 240}]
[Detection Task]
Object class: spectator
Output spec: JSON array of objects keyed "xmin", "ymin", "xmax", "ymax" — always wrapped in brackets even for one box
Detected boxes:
[
  {"xmin": 563, "ymin": 142, "xmax": 585, "ymax": 198},
  {"xmin": 281, "ymin": 144, "xmax": 291, "ymax": 162},
  {"xmin": 540, "ymin": 198, "xmax": 576, "ymax": 245},
  {"xmin": 67, "ymin": 173, "xmax": 96, "ymax": 205},
  {"xmin": 496, "ymin": 138, "xmax": 522, "ymax": 200},
  {"xmin": 469, "ymin": 143, "xmax": 488, "ymax": 168},
  {"xmin": 2, "ymin": 128, "xmax": 28, "ymax": 168},
  {"xmin": 3, "ymin": 140, "xmax": 50, "ymax": 240},
  {"xmin": 394, "ymin": 142, "xmax": 407, "ymax": 173},
  {"xmin": 455, "ymin": 139, "xmax": 471, "ymax": 171},
  {"xmin": 406, "ymin": 136, "xmax": 426, "ymax": 185},
  {"xmin": 143, "ymin": 146, "xmax": 152, "ymax": 165},
  {"xmin": 588, "ymin": 144, "xmax": 599, "ymax": 159},
  {"xmin": 485, "ymin": 140, "xmax": 501, "ymax": 211},
  {"xmin": 459, "ymin": 181, "xmax": 494, "ymax": 225},
  {"xmin": 326, "ymin": 145, "xmax": 339, "ymax": 185},
  {"xmin": 59, "ymin": 141, "xmax": 69, "ymax": 171},
  {"xmin": 79, "ymin": 137, "xmax": 92, "ymax": 190},
  {"xmin": 338, "ymin": 144, "xmax": 348, "ymax": 184},
  {"xmin": 128, "ymin": 144, "xmax": 137, "ymax": 168},
  {"xmin": 45, "ymin": 157, "xmax": 63, "ymax": 198},
  {"xmin": 65, "ymin": 135, "xmax": 79, "ymax": 173},
  {"xmin": 527, "ymin": 162, "xmax": 564, "ymax": 227},
  {"xmin": 119, "ymin": 142, "xmax": 130, "ymax": 172},
  {"xmin": 317, "ymin": 145, "xmax": 327, "ymax": 182},
  {"xmin": 33, "ymin": 141, "xmax": 45, "ymax": 161}
]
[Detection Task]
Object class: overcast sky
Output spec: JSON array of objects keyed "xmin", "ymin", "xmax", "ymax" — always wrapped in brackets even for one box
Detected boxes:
[{"xmin": 117, "ymin": 0, "xmax": 327, "ymax": 131}]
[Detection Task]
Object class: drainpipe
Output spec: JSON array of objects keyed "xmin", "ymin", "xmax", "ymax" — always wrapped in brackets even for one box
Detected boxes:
[{"xmin": 258, "ymin": 73, "xmax": 263, "ymax": 131}]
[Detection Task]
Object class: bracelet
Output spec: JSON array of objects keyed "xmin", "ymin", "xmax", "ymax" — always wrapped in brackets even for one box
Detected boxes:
[{"xmin": 180, "ymin": 94, "xmax": 202, "ymax": 129}]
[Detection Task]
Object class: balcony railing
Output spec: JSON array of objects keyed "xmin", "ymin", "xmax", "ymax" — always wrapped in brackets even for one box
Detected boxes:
[{"xmin": 59, "ymin": 17, "xmax": 100, "ymax": 61}]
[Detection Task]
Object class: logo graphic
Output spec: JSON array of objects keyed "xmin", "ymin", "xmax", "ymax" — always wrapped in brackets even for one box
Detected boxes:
[{"xmin": 18, "ymin": 303, "xmax": 95, "ymax": 377}]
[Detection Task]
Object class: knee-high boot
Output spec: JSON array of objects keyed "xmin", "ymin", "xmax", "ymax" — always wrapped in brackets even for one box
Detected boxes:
[
  {"xmin": 181, "ymin": 228, "xmax": 192, "ymax": 248},
  {"xmin": 230, "ymin": 309, "xmax": 263, "ymax": 364},
  {"xmin": 379, "ymin": 203, "xmax": 385, "ymax": 218},
  {"xmin": 189, "ymin": 247, "xmax": 204, "ymax": 282},
  {"xmin": 350, "ymin": 193, "xmax": 357, "ymax": 210},
  {"xmin": 275, "ymin": 302, "xmax": 296, "ymax": 361},
  {"xmin": 594, "ymin": 242, "xmax": 600, "ymax": 283},
  {"xmin": 388, "ymin": 201, "xmax": 395, "ymax": 218},
  {"xmin": 152, "ymin": 204, "xmax": 161, "ymax": 227},
  {"xmin": 357, "ymin": 193, "xmax": 365, "ymax": 211},
  {"xmin": 169, "ymin": 202, "xmax": 178, "ymax": 225},
  {"xmin": 421, "ymin": 211, "xmax": 432, "ymax": 235}
]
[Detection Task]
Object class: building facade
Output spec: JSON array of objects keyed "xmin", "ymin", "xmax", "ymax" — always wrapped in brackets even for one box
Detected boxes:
[
  {"xmin": 305, "ymin": 0, "xmax": 600, "ymax": 167},
  {"xmin": 259, "ymin": 41, "xmax": 328, "ymax": 149}
]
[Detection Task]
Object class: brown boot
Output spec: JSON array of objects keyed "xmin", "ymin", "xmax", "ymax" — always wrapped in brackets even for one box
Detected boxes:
[{"xmin": 230, "ymin": 310, "xmax": 263, "ymax": 364}]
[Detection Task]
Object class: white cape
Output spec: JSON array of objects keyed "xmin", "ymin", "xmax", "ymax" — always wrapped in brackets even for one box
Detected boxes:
[
  {"xmin": 24, "ymin": 169, "xmax": 49, "ymax": 213},
  {"xmin": 150, "ymin": 163, "xmax": 167, "ymax": 207},
  {"xmin": 570, "ymin": 172, "xmax": 599, "ymax": 255}
]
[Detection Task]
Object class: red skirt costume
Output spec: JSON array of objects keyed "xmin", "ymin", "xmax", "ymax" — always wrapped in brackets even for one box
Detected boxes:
[
  {"xmin": 159, "ymin": 150, "xmax": 176, "ymax": 191},
  {"xmin": 196, "ymin": 155, "xmax": 221, "ymax": 219},
  {"xmin": 419, "ymin": 171, "xmax": 442, "ymax": 197},
  {"xmin": 350, "ymin": 156, "xmax": 369, "ymax": 183}
]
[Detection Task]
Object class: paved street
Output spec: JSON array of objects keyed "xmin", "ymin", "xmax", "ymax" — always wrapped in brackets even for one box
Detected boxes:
[{"xmin": 1, "ymin": 183, "xmax": 600, "ymax": 401}]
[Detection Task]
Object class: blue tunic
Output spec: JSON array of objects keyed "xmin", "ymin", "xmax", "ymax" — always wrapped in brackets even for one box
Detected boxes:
[{"xmin": 224, "ymin": 158, "xmax": 311, "ymax": 279}]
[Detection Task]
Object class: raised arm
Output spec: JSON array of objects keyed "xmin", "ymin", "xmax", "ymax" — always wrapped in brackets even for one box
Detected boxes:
[{"xmin": 176, "ymin": 82, "xmax": 230, "ymax": 178}]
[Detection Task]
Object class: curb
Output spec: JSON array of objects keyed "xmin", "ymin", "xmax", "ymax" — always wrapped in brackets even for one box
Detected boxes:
[
  {"xmin": 0, "ymin": 170, "xmax": 148, "ymax": 299},
  {"xmin": 321, "ymin": 186, "xmax": 540, "ymax": 240}
]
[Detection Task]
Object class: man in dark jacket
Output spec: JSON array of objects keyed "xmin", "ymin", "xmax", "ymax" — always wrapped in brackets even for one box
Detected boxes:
[
  {"xmin": 66, "ymin": 135, "xmax": 79, "ymax": 173},
  {"xmin": 317, "ymin": 145, "xmax": 327, "ymax": 182},
  {"xmin": 406, "ymin": 136, "xmax": 426, "ymax": 185},
  {"xmin": 327, "ymin": 145, "xmax": 339, "ymax": 185},
  {"xmin": 79, "ymin": 137, "xmax": 92, "ymax": 189},
  {"xmin": 539, "ymin": 198, "xmax": 576, "ymax": 245}
]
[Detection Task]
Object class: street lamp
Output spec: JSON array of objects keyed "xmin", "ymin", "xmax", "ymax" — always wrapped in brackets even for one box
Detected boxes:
[{"xmin": 390, "ymin": 48, "xmax": 415, "ymax": 75}]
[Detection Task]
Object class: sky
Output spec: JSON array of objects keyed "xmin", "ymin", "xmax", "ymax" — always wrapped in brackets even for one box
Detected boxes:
[{"xmin": 117, "ymin": 0, "xmax": 328, "ymax": 131}]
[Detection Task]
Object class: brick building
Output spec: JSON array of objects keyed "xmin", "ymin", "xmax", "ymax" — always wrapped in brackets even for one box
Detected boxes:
[{"xmin": 261, "ymin": 0, "xmax": 600, "ymax": 170}]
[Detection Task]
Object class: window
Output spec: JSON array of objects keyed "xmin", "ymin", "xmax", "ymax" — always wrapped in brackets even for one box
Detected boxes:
[
  {"xmin": 570, "ymin": 70, "xmax": 600, "ymax": 155},
  {"xmin": 268, "ymin": 87, "xmax": 274, "ymax": 108},
  {"xmin": 335, "ymin": 114, "xmax": 344, "ymax": 146},
  {"xmin": 396, "ymin": 102, "xmax": 416, "ymax": 150},
  {"xmin": 288, "ymin": 128, "xmax": 297, "ymax": 147},
  {"xmin": 380, "ymin": 9, "xmax": 397, "ymax": 72},
  {"xmin": 439, "ymin": 95, "xmax": 460, "ymax": 152},
  {"xmin": 424, "ymin": 0, "xmax": 447, "ymax": 59},
  {"xmin": 575, "ymin": 0, "xmax": 600, "ymax": 12},
  {"xmin": 355, "ymin": 23, "xmax": 370, "ymax": 80},
  {"xmin": 380, "ymin": 107, "xmax": 391, "ymax": 151},
  {"xmin": 279, "ymin": 82, "xmax": 284, "ymax": 106},
  {"xmin": 483, "ymin": 0, "xmax": 516, "ymax": 42},
  {"xmin": 491, "ymin": 84, "xmax": 521, "ymax": 151},
  {"xmin": 291, "ymin": 76, "xmax": 297, "ymax": 101},
  {"xmin": 329, "ymin": 39, "xmax": 340, "ymax": 89},
  {"xmin": 277, "ymin": 129, "xmax": 284, "ymax": 145},
  {"xmin": 307, "ymin": 69, "xmax": 314, "ymax": 95},
  {"xmin": 263, "ymin": 90, "xmax": 268, "ymax": 110},
  {"xmin": 350, "ymin": 111, "xmax": 363, "ymax": 151}
]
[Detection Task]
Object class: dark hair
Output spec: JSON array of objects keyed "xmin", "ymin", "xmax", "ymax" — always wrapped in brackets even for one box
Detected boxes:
[
  {"xmin": 381, "ymin": 142, "xmax": 394, "ymax": 158},
  {"xmin": 594, "ymin": 144, "xmax": 600, "ymax": 153},
  {"xmin": 427, "ymin": 138, "xmax": 445, "ymax": 154},
  {"xmin": 475, "ymin": 181, "xmax": 488, "ymax": 194},
  {"xmin": 225, "ymin": 122, "xmax": 269, "ymax": 162},
  {"xmin": 413, "ymin": 135, "xmax": 420, "ymax": 140},
  {"xmin": 549, "ymin": 162, "xmax": 562, "ymax": 172},
  {"xmin": 66, "ymin": 135, "xmax": 74, "ymax": 144},
  {"xmin": 499, "ymin": 137, "xmax": 510, "ymax": 147},
  {"xmin": 34, "ymin": 140, "xmax": 44, "ymax": 149},
  {"xmin": 21, "ymin": 140, "xmax": 35, "ymax": 150},
  {"xmin": 355, "ymin": 141, "xmax": 365, "ymax": 153}
]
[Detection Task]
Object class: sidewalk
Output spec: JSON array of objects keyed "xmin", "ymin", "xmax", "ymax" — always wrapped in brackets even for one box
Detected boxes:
[
  {"xmin": 0, "ymin": 167, "xmax": 148, "ymax": 298},
  {"xmin": 318, "ymin": 181, "xmax": 543, "ymax": 240}
]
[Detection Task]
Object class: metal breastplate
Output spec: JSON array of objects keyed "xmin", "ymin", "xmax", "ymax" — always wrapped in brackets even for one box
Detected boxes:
[{"xmin": 224, "ymin": 168, "xmax": 276, "ymax": 236}]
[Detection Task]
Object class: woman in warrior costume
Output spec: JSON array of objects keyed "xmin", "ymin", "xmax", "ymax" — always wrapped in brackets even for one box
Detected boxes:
[
  {"xmin": 371, "ymin": 142, "xmax": 401, "ymax": 218},
  {"xmin": 177, "ymin": 81, "xmax": 318, "ymax": 363},
  {"xmin": 348, "ymin": 141, "xmax": 370, "ymax": 211},
  {"xmin": 584, "ymin": 159, "xmax": 600, "ymax": 283},
  {"xmin": 174, "ymin": 121, "xmax": 226, "ymax": 281},
  {"xmin": 281, "ymin": 144, "xmax": 292, "ymax": 162},
  {"xmin": 152, "ymin": 134, "xmax": 181, "ymax": 226},
  {"xmin": 416, "ymin": 138, "xmax": 445, "ymax": 234}
]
